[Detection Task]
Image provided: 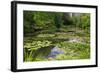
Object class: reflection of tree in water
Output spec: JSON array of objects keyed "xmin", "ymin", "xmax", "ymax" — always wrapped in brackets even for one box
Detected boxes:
[
  {"xmin": 32, "ymin": 46, "xmax": 64, "ymax": 60},
  {"xmin": 47, "ymin": 46, "xmax": 64, "ymax": 58}
]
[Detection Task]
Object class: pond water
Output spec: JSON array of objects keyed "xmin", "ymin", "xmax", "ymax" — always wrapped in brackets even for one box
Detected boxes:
[
  {"xmin": 47, "ymin": 46, "xmax": 64, "ymax": 58},
  {"xmin": 68, "ymin": 38, "xmax": 80, "ymax": 43}
]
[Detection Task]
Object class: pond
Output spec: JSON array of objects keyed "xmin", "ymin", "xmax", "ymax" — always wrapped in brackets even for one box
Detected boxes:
[
  {"xmin": 24, "ymin": 31, "xmax": 90, "ymax": 61},
  {"xmin": 47, "ymin": 46, "xmax": 64, "ymax": 58}
]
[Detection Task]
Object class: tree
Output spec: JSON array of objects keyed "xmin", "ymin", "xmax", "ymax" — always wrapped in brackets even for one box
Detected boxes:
[
  {"xmin": 54, "ymin": 13, "xmax": 63, "ymax": 31},
  {"xmin": 80, "ymin": 13, "xmax": 90, "ymax": 33},
  {"xmin": 24, "ymin": 11, "xmax": 35, "ymax": 34},
  {"xmin": 62, "ymin": 13, "xmax": 73, "ymax": 25}
]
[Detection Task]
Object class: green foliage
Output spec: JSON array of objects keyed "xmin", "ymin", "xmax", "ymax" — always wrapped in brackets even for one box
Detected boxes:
[
  {"xmin": 54, "ymin": 42, "xmax": 90, "ymax": 60},
  {"xmin": 24, "ymin": 40, "xmax": 52, "ymax": 61},
  {"xmin": 24, "ymin": 11, "xmax": 90, "ymax": 34},
  {"xmin": 72, "ymin": 13, "xmax": 90, "ymax": 33},
  {"xmin": 24, "ymin": 11, "xmax": 35, "ymax": 34},
  {"xmin": 62, "ymin": 13, "xmax": 73, "ymax": 25},
  {"xmin": 24, "ymin": 38, "xmax": 90, "ymax": 61},
  {"xmin": 54, "ymin": 13, "xmax": 63, "ymax": 30},
  {"xmin": 80, "ymin": 14, "xmax": 90, "ymax": 33},
  {"xmin": 33, "ymin": 12, "xmax": 54, "ymax": 28},
  {"xmin": 23, "ymin": 11, "xmax": 90, "ymax": 62}
]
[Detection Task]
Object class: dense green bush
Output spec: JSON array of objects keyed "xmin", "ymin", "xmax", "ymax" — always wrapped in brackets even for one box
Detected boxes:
[
  {"xmin": 80, "ymin": 14, "xmax": 90, "ymax": 33},
  {"xmin": 24, "ymin": 11, "xmax": 90, "ymax": 34},
  {"xmin": 72, "ymin": 13, "xmax": 90, "ymax": 33},
  {"xmin": 24, "ymin": 11, "xmax": 35, "ymax": 34}
]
